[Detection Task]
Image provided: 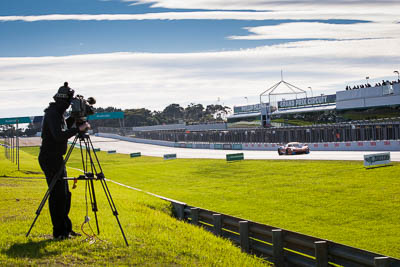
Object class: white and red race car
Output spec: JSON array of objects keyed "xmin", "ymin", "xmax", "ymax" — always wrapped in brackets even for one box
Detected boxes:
[{"xmin": 278, "ymin": 142, "xmax": 310, "ymax": 155}]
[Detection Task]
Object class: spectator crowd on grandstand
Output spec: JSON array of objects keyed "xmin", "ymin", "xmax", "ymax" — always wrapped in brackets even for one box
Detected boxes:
[{"xmin": 345, "ymin": 79, "xmax": 400, "ymax": 90}]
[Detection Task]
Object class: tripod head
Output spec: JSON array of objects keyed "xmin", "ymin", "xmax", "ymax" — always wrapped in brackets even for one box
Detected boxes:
[{"xmin": 78, "ymin": 131, "xmax": 90, "ymax": 141}]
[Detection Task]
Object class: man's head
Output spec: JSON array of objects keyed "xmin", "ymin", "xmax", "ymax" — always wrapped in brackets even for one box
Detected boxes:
[{"xmin": 53, "ymin": 82, "xmax": 74, "ymax": 104}]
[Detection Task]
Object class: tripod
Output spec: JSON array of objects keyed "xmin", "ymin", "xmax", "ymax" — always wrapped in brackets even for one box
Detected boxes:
[{"xmin": 26, "ymin": 132, "xmax": 129, "ymax": 246}]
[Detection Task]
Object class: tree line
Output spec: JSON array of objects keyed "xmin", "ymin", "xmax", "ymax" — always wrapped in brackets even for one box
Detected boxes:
[
  {"xmin": 89, "ymin": 103, "xmax": 231, "ymax": 130},
  {"xmin": 0, "ymin": 103, "xmax": 231, "ymax": 137}
]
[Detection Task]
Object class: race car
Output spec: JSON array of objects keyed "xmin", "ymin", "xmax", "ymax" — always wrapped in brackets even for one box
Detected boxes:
[{"xmin": 277, "ymin": 142, "xmax": 310, "ymax": 155}]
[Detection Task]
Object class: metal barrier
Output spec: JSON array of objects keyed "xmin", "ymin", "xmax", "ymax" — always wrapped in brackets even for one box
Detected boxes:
[{"xmin": 171, "ymin": 203, "xmax": 400, "ymax": 267}]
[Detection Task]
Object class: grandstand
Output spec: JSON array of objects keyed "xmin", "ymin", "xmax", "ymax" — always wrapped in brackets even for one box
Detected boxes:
[
  {"xmin": 99, "ymin": 80, "xmax": 400, "ymax": 144},
  {"xmin": 228, "ymin": 81, "xmax": 400, "ymax": 128}
]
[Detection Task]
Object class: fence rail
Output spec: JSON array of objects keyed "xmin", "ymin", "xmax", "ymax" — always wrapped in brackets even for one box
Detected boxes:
[{"xmin": 171, "ymin": 202, "xmax": 400, "ymax": 267}]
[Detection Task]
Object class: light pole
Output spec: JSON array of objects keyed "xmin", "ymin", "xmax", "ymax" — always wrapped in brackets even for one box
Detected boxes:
[
  {"xmin": 366, "ymin": 76, "xmax": 369, "ymax": 85},
  {"xmin": 308, "ymin": 86, "xmax": 313, "ymax": 98},
  {"xmin": 244, "ymin": 97, "xmax": 248, "ymax": 104},
  {"xmin": 394, "ymin": 70, "xmax": 399, "ymax": 80}
]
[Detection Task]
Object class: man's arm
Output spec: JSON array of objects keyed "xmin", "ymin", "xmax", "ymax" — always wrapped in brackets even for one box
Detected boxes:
[
  {"xmin": 66, "ymin": 116, "xmax": 75, "ymax": 129},
  {"xmin": 47, "ymin": 110, "xmax": 78, "ymax": 142}
]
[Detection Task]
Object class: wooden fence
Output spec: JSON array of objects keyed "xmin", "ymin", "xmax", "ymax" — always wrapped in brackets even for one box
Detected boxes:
[{"xmin": 172, "ymin": 202, "xmax": 400, "ymax": 267}]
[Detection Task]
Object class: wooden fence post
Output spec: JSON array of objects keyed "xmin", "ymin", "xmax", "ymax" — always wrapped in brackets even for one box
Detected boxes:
[
  {"xmin": 190, "ymin": 208, "xmax": 199, "ymax": 225},
  {"xmin": 272, "ymin": 229, "xmax": 284, "ymax": 267},
  {"xmin": 374, "ymin": 257, "xmax": 389, "ymax": 267},
  {"xmin": 213, "ymin": 214, "xmax": 222, "ymax": 236},
  {"xmin": 315, "ymin": 241, "xmax": 328, "ymax": 267},
  {"xmin": 172, "ymin": 202, "xmax": 185, "ymax": 220},
  {"xmin": 239, "ymin": 221, "xmax": 249, "ymax": 253}
]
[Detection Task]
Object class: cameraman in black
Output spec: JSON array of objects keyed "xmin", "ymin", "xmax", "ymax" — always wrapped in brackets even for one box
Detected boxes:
[{"xmin": 39, "ymin": 82, "xmax": 90, "ymax": 239}]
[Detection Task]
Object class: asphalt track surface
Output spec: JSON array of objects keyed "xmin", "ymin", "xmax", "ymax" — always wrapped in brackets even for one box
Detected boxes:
[{"xmin": 89, "ymin": 136, "xmax": 400, "ymax": 162}]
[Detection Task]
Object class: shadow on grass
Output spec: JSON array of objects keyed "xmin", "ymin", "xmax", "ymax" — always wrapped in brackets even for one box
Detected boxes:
[
  {"xmin": 21, "ymin": 170, "xmax": 43, "ymax": 175},
  {"xmin": 3, "ymin": 239, "xmax": 60, "ymax": 259},
  {"xmin": 365, "ymin": 164, "xmax": 394, "ymax": 170}
]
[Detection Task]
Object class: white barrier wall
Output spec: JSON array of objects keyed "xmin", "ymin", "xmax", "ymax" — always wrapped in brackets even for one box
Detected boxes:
[
  {"xmin": 96, "ymin": 133, "xmax": 400, "ymax": 151},
  {"xmin": 308, "ymin": 140, "xmax": 400, "ymax": 151},
  {"xmin": 96, "ymin": 133, "xmax": 175, "ymax": 147}
]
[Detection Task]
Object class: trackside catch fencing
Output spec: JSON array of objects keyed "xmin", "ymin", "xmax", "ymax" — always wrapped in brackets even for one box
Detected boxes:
[
  {"xmin": 171, "ymin": 202, "xmax": 400, "ymax": 267},
  {"xmin": 1, "ymin": 136, "xmax": 20, "ymax": 170},
  {"xmin": 98, "ymin": 119, "xmax": 400, "ymax": 144}
]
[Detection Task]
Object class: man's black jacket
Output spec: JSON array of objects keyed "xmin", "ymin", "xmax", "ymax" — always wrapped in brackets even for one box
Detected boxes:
[{"xmin": 41, "ymin": 102, "xmax": 78, "ymax": 155}]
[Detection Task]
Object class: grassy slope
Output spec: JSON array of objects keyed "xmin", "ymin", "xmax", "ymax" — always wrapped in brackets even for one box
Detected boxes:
[
  {"xmin": 0, "ymin": 147, "xmax": 268, "ymax": 266},
  {"xmin": 37, "ymin": 147, "xmax": 399, "ymax": 259}
]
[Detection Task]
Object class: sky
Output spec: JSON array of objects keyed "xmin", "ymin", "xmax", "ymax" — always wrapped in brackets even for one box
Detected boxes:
[{"xmin": 0, "ymin": 0, "xmax": 400, "ymax": 117}]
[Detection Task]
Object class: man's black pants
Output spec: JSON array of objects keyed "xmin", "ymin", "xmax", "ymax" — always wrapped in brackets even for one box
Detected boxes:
[{"xmin": 38, "ymin": 152, "xmax": 72, "ymax": 238}]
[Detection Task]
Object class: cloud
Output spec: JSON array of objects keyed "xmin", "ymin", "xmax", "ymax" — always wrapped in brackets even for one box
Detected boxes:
[
  {"xmin": 0, "ymin": 38, "xmax": 399, "ymax": 117},
  {"xmin": 0, "ymin": 10, "xmax": 397, "ymax": 22},
  {"xmin": 1, "ymin": 0, "xmax": 399, "ymax": 117},
  {"xmin": 229, "ymin": 22, "xmax": 400, "ymax": 40},
  {"xmin": 126, "ymin": 0, "xmax": 400, "ymax": 12}
]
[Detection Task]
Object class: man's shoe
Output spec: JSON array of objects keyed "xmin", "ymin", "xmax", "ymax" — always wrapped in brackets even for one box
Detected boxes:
[{"xmin": 69, "ymin": 231, "xmax": 82, "ymax": 237}]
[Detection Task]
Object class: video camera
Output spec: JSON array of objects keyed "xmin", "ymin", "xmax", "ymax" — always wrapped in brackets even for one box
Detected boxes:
[{"xmin": 70, "ymin": 95, "xmax": 96, "ymax": 123}]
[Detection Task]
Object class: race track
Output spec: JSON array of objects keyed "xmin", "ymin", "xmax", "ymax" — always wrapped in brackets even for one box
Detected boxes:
[{"xmin": 89, "ymin": 136, "xmax": 400, "ymax": 162}]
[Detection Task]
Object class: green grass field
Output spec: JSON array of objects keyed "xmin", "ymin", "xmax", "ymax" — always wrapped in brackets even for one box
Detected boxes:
[
  {"xmin": 2, "ymin": 145, "xmax": 400, "ymax": 264},
  {"xmin": 0, "ymin": 147, "xmax": 268, "ymax": 266}
]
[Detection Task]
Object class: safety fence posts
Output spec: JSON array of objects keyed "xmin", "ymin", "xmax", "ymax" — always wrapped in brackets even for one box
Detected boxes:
[
  {"xmin": 170, "ymin": 202, "xmax": 400, "ymax": 267},
  {"xmin": 1, "ymin": 119, "xmax": 22, "ymax": 170},
  {"xmin": 1, "ymin": 135, "xmax": 20, "ymax": 170}
]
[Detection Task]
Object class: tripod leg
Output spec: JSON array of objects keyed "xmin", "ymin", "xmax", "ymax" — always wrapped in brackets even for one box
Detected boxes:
[
  {"xmin": 84, "ymin": 134, "xmax": 129, "ymax": 246},
  {"xmin": 26, "ymin": 176, "xmax": 57, "ymax": 237},
  {"xmin": 88, "ymin": 178, "xmax": 100, "ymax": 235},
  {"xmin": 81, "ymin": 136, "xmax": 101, "ymax": 235},
  {"xmin": 99, "ymin": 179, "xmax": 129, "ymax": 246}
]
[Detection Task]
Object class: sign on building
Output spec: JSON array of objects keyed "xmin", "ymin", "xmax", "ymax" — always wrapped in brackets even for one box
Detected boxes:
[
  {"xmin": 233, "ymin": 103, "xmax": 269, "ymax": 114},
  {"xmin": 0, "ymin": 117, "xmax": 32, "ymax": 125},
  {"xmin": 278, "ymin": 94, "xmax": 336, "ymax": 109},
  {"xmin": 88, "ymin": 112, "xmax": 124, "ymax": 120}
]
